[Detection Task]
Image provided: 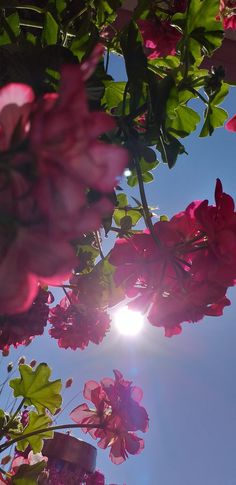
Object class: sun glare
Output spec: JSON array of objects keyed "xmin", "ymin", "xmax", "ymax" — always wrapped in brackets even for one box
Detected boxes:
[{"xmin": 114, "ymin": 306, "xmax": 144, "ymax": 336}]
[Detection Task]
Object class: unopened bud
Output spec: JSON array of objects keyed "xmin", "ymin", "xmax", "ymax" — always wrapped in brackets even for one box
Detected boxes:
[
  {"xmin": 1, "ymin": 455, "xmax": 11, "ymax": 465},
  {"xmin": 7, "ymin": 362, "xmax": 13, "ymax": 373},
  {"xmin": 65, "ymin": 378, "xmax": 73, "ymax": 388},
  {"xmin": 18, "ymin": 356, "xmax": 26, "ymax": 365},
  {"xmin": 54, "ymin": 408, "xmax": 61, "ymax": 416},
  {"xmin": 2, "ymin": 348, "xmax": 9, "ymax": 357},
  {"xmin": 30, "ymin": 359, "xmax": 37, "ymax": 368}
]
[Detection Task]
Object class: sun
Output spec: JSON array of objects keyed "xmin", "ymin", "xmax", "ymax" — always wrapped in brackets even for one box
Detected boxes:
[{"xmin": 114, "ymin": 306, "xmax": 144, "ymax": 336}]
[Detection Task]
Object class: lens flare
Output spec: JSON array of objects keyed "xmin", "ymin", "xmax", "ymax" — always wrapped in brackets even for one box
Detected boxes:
[{"xmin": 114, "ymin": 306, "xmax": 144, "ymax": 336}]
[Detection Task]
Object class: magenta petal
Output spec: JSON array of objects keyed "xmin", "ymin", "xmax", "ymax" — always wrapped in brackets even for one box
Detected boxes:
[{"xmin": 225, "ymin": 114, "xmax": 236, "ymax": 132}]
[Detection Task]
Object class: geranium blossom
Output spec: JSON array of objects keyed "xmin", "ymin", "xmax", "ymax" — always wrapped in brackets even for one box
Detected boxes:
[
  {"xmin": 137, "ymin": 19, "xmax": 181, "ymax": 59},
  {"xmin": 48, "ymin": 291, "xmax": 111, "ymax": 350},
  {"xmin": 219, "ymin": 0, "xmax": 236, "ymax": 29},
  {"xmin": 110, "ymin": 180, "xmax": 234, "ymax": 336},
  {"xmin": 0, "ymin": 288, "xmax": 53, "ymax": 352},
  {"xmin": 225, "ymin": 114, "xmax": 236, "ymax": 131},
  {"xmin": 70, "ymin": 370, "xmax": 148, "ymax": 464},
  {"xmin": 0, "ymin": 48, "xmax": 128, "ymax": 315}
]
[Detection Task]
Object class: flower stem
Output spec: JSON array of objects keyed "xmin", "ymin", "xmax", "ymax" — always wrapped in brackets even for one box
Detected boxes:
[
  {"xmin": 0, "ymin": 423, "xmax": 104, "ymax": 453},
  {"xmin": 0, "ymin": 399, "xmax": 25, "ymax": 441},
  {"xmin": 94, "ymin": 231, "xmax": 104, "ymax": 260},
  {"xmin": 132, "ymin": 153, "xmax": 161, "ymax": 247}
]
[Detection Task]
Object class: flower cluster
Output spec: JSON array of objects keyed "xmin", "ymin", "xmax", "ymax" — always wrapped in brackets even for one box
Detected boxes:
[
  {"xmin": 137, "ymin": 0, "xmax": 234, "ymax": 60},
  {"xmin": 219, "ymin": 0, "xmax": 236, "ymax": 29},
  {"xmin": 110, "ymin": 180, "xmax": 234, "ymax": 336},
  {"xmin": 0, "ymin": 288, "xmax": 53, "ymax": 353},
  {"xmin": 0, "ymin": 47, "xmax": 128, "ymax": 317},
  {"xmin": 70, "ymin": 370, "xmax": 149, "ymax": 464},
  {"xmin": 137, "ymin": 18, "xmax": 182, "ymax": 59},
  {"xmin": 48, "ymin": 291, "xmax": 111, "ymax": 350}
]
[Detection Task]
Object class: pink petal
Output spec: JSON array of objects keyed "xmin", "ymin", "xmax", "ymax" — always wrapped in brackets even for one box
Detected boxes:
[{"xmin": 225, "ymin": 114, "xmax": 236, "ymax": 132}]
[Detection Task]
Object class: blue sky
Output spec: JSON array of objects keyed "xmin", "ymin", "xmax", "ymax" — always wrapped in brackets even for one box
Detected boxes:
[{"xmin": 1, "ymin": 55, "xmax": 236, "ymax": 485}]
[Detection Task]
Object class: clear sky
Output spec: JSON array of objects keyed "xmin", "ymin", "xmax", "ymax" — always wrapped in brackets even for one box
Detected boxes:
[{"xmin": 1, "ymin": 55, "xmax": 236, "ymax": 485}]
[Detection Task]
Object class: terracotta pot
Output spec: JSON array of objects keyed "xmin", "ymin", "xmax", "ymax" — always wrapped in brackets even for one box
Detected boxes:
[{"xmin": 42, "ymin": 433, "xmax": 97, "ymax": 484}]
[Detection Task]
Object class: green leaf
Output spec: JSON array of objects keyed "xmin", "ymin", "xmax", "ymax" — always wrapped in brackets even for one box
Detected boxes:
[
  {"xmin": 93, "ymin": 0, "xmax": 121, "ymax": 27},
  {"xmin": 12, "ymin": 411, "xmax": 53, "ymax": 453},
  {"xmin": 156, "ymin": 134, "xmax": 186, "ymax": 168},
  {"xmin": 9, "ymin": 364, "xmax": 62, "ymax": 415},
  {"xmin": 200, "ymin": 82, "xmax": 229, "ymax": 136},
  {"xmin": 75, "ymin": 241, "xmax": 99, "ymax": 274},
  {"xmin": 55, "ymin": 0, "xmax": 67, "ymax": 15},
  {"xmin": 116, "ymin": 193, "xmax": 128, "ymax": 207},
  {"xmin": 42, "ymin": 11, "xmax": 59, "ymax": 45},
  {"xmin": 102, "ymin": 81, "xmax": 127, "ymax": 110},
  {"xmin": 121, "ymin": 21, "xmax": 147, "ymax": 82},
  {"xmin": 0, "ymin": 409, "xmax": 6, "ymax": 429},
  {"xmin": 199, "ymin": 105, "xmax": 228, "ymax": 137},
  {"xmin": 148, "ymin": 55, "xmax": 180, "ymax": 77},
  {"xmin": 0, "ymin": 13, "xmax": 20, "ymax": 46},
  {"xmin": 12, "ymin": 460, "xmax": 47, "ymax": 485},
  {"xmin": 167, "ymin": 105, "xmax": 201, "ymax": 137},
  {"xmin": 70, "ymin": 19, "xmax": 98, "ymax": 62},
  {"xmin": 173, "ymin": 0, "xmax": 224, "ymax": 56}
]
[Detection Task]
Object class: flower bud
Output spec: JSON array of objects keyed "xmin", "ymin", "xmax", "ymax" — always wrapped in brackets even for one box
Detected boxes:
[
  {"xmin": 7, "ymin": 362, "xmax": 13, "ymax": 373},
  {"xmin": 65, "ymin": 378, "xmax": 73, "ymax": 388},
  {"xmin": 1, "ymin": 455, "xmax": 11, "ymax": 465},
  {"xmin": 54, "ymin": 408, "xmax": 61, "ymax": 415},
  {"xmin": 2, "ymin": 348, "xmax": 9, "ymax": 357},
  {"xmin": 30, "ymin": 359, "xmax": 37, "ymax": 368},
  {"xmin": 18, "ymin": 356, "xmax": 26, "ymax": 365}
]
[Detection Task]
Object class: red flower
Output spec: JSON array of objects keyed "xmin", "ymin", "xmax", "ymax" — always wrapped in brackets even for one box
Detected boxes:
[
  {"xmin": 193, "ymin": 179, "xmax": 236, "ymax": 285},
  {"xmin": 219, "ymin": 0, "xmax": 236, "ymax": 29},
  {"xmin": 0, "ymin": 288, "xmax": 53, "ymax": 352},
  {"xmin": 0, "ymin": 47, "xmax": 128, "ymax": 315},
  {"xmin": 30, "ymin": 61, "xmax": 128, "ymax": 198},
  {"xmin": 110, "ymin": 180, "xmax": 234, "ymax": 336},
  {"xmin": 70, "ymin": 370, "xmax": 148, "ymax": 464},
  {"xmin": 146, "ymin": 279, "xmax": 230, "ymax": 336},
  {"xmin": 85, "ymin": 471, "xmax": 105, "ymax": 485},
  {"xmin": 48, "ymin": 292, "xmax": 111, "ymax": 350},
  {"xmin": 137, "ymin": 19, "xmax": 181, "ymax": 59},
  {"xmin": 225, "ymin": 114, "xmax": 236, "ymax": 132},
  {"xmin": 0, "ymin": 83, "xmax": 34, "ymax": 151}
]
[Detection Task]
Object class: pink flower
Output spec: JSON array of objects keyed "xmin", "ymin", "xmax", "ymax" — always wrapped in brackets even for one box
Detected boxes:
[
  {"xmin": 219, "ymin": 0, "xmax": 236, "ymax": 29},
  {"xmin": 48, "ymin": 292, "xmax": 111, "ymax": 350},
  {"xmin": 0, "ymin": 47, "xmax": 128, "ymax": 315},
  {"xmin": 85, "ymin": 471, "xmax": 105, "ymax": 485},
  {"xmin": 70, "ymin": 370, "xmax": 148, "ymax": 464},
  {"xmin": 146, "ymin": 279, "xmax": 230, "ymax": 336},
  {"xmin": 137, "ymin": 19, "xmax": 181, "ymax": 59},
  {"xmin": 0, "ymin": 83, "xmax": 34, "ymax": 151},
  {"xmin": 225, "ymin": 114, "xmax": 236, "ymax": 131},
  {"xmin": 0, "ymin": 288, "xmax": 53, "ymax": 352},
  {"xmin": 110, "ymin": 180, "xmax": 235, "ymax": 336},
  {"xmin": 30, "ymin": 64, "xmax": 128, "ymax": 198}
]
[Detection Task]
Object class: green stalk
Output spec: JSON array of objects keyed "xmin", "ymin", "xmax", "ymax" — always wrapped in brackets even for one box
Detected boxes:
[{"xmin": 0, "ymin": 423, "xmax": 104, "ymax": 453}]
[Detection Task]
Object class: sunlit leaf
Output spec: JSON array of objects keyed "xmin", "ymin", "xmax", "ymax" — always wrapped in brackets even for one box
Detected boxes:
[
  {"xmin": 0, "ymin": 13, "xmax": 20, "ymax": 46},
  {"xmin": 42, "ymin": 11, "xmax": 59, "ymax": 45},
  {"xmin": 102, "ymin": 81, "xmax": 128, "ymax": 110},
  {"xmin": 200, "ymin": 105, "xmax": 228, "ymax": 137},
  {"xmin": 93, "ymin": 0, "xmax": 121, "ymax": 27},
  {"xmin": 10, "ymin": 364, "xmax": 62, "ymax": 415},
  {"xmin": 156, "ymin": 134, "xmax": 186, "ymax": 168},
  {"xmin": 11, "ymin": 411, "xmax": 53, "ymax": 453}
]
